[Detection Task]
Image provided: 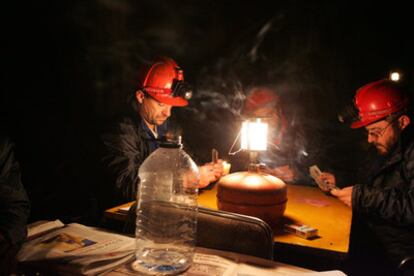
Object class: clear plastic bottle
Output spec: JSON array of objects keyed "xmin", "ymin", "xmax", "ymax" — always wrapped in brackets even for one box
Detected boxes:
[{"xmin": 132, "ymin": 142, "xmax": 199, "ymax": 275}]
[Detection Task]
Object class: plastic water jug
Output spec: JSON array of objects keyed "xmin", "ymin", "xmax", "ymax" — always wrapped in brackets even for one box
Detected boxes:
[{"xmin": 132, "ymin": 142, "xmax": 199, "ymax": 275}]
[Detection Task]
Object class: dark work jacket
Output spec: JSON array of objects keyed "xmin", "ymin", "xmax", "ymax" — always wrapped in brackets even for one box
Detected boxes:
[
  {"xmin": 101, "ymin": 112, "xmax": 166, "ymax": 205},
  {"xmin": 0, "ymin": 134, "xmax": 30, "ymax": 245},
  {"xmin": 351, "ymin": 126, "xmax": 414, "ymax": 268}
]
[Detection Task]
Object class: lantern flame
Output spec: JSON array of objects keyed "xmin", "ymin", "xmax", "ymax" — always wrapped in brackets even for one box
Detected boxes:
[{"xmin": 241, "ymin": 118, "xmax": 268, "ymax": 151}]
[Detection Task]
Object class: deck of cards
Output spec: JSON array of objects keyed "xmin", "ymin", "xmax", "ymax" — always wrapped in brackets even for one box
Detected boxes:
[{"xmin": 284, "ymin": 223, "xmax": 318, "ymax": 239}]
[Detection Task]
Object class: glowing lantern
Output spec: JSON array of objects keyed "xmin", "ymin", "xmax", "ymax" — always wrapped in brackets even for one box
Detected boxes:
[
  {"xmin": 241, "ymin": 119, "xmax": 268, "ymax": 151},
  {"xmin": 218, "ymin": 117, "xmax": 287, "ymax": 227}
]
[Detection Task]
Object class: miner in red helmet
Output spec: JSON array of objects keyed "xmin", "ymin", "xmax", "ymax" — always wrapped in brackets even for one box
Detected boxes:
[
  {"xmin": 238, "ymin": 86, "xmax": 312, "ymax": 184},
  {"xmin": 101, "ymin": 57, "xmax": 223, "ymax": 209},
  {"xmin": 318, "ymin": 79, "xmax": 414, "ymax": 274}
]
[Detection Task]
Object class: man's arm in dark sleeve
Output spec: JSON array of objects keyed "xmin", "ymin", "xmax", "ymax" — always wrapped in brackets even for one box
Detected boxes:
[
  {"xmin": 0, "ymin": 137, "xmax": 30, "ymax": 246},
  {"xmin": 102, "ymin": 119, "xmax": 147, "ymax": 201},
  {"xmin": 352, "ymin": 145, "xmax": 414, "ymax": 226}
]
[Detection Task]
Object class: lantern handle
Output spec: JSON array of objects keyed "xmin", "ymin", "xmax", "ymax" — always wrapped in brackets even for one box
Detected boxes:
[{"xmin": 228, "ymin": 128, "xmax": 243, "ymax": 156}]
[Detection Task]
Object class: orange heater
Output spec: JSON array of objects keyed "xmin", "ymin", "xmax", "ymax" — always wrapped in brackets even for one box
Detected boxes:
[{"xmin": 217, "ymin": 171, "xmax": 287, "ymax": 227}]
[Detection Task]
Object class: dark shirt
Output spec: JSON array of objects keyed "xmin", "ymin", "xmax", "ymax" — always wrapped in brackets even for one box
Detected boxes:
[
  {"xmin": 141, "ymin": 119, "xmax": 167, "ymax": 153},
  {"xmin": 101, "ymin": 112, "xmax": 167, "ymax": 206}
]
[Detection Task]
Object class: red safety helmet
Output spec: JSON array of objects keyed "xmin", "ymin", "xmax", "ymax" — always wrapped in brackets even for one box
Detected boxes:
[
  {"xmin": 243, "ymin": 87, "xmax": 281, "ymax": 115},
  {"xmin": 351, "ymin": 79, "xmax": 409, "ymax": 129},
  {"xmin": 243, "ymin": 87, "xmax": 287, "ymax": 145},
  {"xmin": 137, "ymin": 57, "xmax": 192, "ymax": 106}
]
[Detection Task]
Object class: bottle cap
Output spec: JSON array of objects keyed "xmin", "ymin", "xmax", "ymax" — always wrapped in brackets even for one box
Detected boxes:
[
  {"xmin": 158, "ymin": 135, "xmax": 183, "ymax": 148},
  {"xmin": 159, "ymin": 141, "xmax": 182, "ymax": 148}
]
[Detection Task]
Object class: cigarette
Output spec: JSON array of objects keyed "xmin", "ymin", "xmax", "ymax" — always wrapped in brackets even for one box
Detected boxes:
[{"xmin": 211, "ymin": 149, "xmax": 218, "ymax": 163}]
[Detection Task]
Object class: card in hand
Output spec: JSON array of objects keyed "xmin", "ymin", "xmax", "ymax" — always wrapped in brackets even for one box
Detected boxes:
[{"xmin": 309, "ymin": 165, "xmax": 336, "ymax": 192}]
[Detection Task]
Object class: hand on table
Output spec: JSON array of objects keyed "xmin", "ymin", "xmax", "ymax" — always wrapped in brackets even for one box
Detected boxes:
[
  {"xmin": 318, "ymin": 172, "xmax": 336, "ymax": 187},
  {"xmin": 198, "ymin": 159, "xmax": 224, "ymax": 188},
  {"xmin": 211, "ymin": 159, "xmax": 224, "ymax": 179},
  {"xmin": 330, "ymin": 186, "xmax": 353, "ymax": 208},
  {"xmin": 313, "ymin": 172, "xmax": 337, "ymax": 192}
]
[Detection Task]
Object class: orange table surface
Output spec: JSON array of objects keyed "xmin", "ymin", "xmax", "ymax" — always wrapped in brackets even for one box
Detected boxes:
[
  {"xmin": 199, "ymin": 184, "xmax": 351, "ymax": 254},
  {"xmin": 104, "ymin": 183, "xmax": 351, "ymax": 254}
]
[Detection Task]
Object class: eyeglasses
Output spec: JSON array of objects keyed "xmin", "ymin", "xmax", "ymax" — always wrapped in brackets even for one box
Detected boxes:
[{"xmin": 366, "ymin": 117, "xmax": 399, "ymax": 139}]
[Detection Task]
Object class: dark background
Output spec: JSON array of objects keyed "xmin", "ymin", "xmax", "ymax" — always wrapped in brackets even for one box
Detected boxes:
[{"xmin": 2, "ymin": 0, "xmax": 413, "ymax": 222}]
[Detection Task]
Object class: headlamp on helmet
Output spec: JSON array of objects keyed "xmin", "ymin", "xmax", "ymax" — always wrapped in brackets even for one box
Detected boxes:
[{"xmin": 172, "ymin": 79, "xmax": 193, "ymax": 100}]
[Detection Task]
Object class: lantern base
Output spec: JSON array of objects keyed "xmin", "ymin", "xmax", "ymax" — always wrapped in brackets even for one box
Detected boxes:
[{"xmin": 216, "ymin": 171, "xmax": 287, "ymax": 227}]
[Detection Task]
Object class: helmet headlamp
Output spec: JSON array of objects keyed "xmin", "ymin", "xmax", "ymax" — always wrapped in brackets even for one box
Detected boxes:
[{"xmin": 172, "ymin": 79, "xmax": 193, "ymax": 100}]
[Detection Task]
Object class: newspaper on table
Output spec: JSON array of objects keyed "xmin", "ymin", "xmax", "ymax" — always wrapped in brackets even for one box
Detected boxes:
[
  {"xmin": 109, "ymin": 248, "xmax": 346, "ymax": 276},
  {"xmin": 18, "ymin": 220, "xmax": 135, "ymax": 275},
  {"xmin": 27, "ymin": 219, "xmax": 66, "ymax": 238}
]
